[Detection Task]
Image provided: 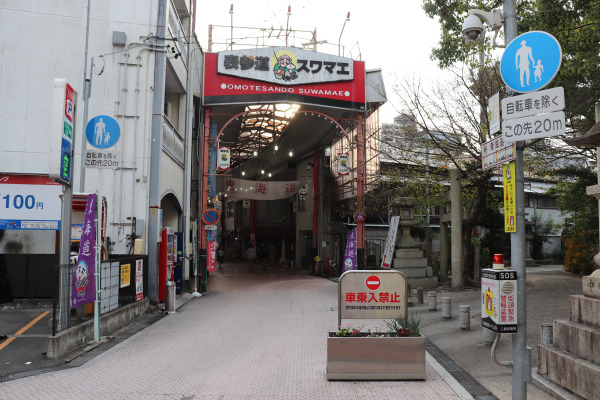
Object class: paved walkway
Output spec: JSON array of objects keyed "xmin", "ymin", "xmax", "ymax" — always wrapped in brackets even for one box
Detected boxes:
[{"xmin": 0, "ymin": 262, "xmax": 473, "ymax": 400}]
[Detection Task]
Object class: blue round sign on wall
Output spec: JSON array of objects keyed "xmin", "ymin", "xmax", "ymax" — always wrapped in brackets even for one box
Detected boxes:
[
  {"xmin": 85, "ymin": 115, "xmax": 121, "ymax": 149},
  {"xmin": 500, "ymin": 31, "xmax": 562, "ymax": 93}
]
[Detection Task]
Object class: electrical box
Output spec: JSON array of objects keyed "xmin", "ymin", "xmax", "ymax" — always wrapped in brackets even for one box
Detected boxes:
[
  {"xmin": 481, "ymin": 269, "xmax": 518, "ymax": 333},
  {"xmin": 135, "ymin": 218, "xmax": 144, "ymax": 237},
  {"xmin": 112, "ymin": 31, "xmax": 126, "ymax": 46}
]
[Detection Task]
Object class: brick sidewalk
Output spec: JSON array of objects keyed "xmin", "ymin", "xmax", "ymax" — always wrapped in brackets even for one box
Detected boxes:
[{"xmin": 0, "ymin": 263, "xmax": 472, "ymax": 399}]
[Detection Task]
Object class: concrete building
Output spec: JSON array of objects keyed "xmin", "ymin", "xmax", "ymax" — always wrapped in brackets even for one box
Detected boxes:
[{"xmin": 0, "ymin": 0, "xmax": 202, "ymax": 303}]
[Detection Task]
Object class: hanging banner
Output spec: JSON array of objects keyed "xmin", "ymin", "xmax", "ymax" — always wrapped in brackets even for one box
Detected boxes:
[
  {"xmin": 503, "ymin": 162, "xmax": 516, "ymax": 233},
  {"xmin": 207, "ymin": 229, "xmax": 217, "ymax": 272},
  {"xmin": 217, "ymin": 147, "xmax": 230, "ymax": 170},
  {"xmin": 337, "ymin": 153, "xmax": 350, "ymax": 175},
  {"xmin": 343, "ymin": 229, "xmax": 357, "ymax": 272},
  {"xmin": 221, "ymin": 177, "xmax": 308, "ymax": 200},
  {"xmin": 381, "ymin": 216, "xmax": 399, "ymax": 269},
  {"xmin": 299, "ymin": 184, "xmax": 308, "ymax": 200},
  {"xmin": 71, "ymin": 194, "xmax": 97, "ymax": 309}
]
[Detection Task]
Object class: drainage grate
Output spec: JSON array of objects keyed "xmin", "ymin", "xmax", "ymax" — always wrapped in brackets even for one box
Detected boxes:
[
  {"xmin": 0, "ymin": 364, "xmax": 76, "ymax": 383},
  {"xmin": 426, "ymin": 339, "xmax": 498, "ymax": 400}
]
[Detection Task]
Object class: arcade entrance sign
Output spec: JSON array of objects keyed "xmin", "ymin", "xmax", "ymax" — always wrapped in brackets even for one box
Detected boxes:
[{"xmin": 203, "ymin": 47, "xmax": 365, "ymax": 111}]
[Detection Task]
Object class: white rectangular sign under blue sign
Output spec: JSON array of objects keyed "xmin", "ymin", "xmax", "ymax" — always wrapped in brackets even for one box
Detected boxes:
[
  {"xmin": 502, "ymin": 111, "xmax": 565, "ymax": 143},
  {"xmin": 502, "ymin": 87, "xmax": 564, "ymax": 120}
]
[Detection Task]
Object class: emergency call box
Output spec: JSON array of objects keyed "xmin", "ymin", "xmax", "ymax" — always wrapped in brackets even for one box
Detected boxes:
[{"xmin": 481, "ymin": 269, "xmax": 518, "ymax": 333}]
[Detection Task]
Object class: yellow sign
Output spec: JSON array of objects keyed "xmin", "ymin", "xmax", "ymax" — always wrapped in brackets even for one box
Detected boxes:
[
  {"xmin": 503, "ymin": 162, "xmax": 516, "ymax": 232},
  {"xmin": 120, "ymin": 263, "xmax": 131, "ymax": 288},
  {"xmin": 314, "ymin": 256, "xmax": 321, "ymax": 262}
]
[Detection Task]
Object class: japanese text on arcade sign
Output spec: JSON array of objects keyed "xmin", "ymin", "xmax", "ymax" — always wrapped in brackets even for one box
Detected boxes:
[{"xmin": 338, "ymin": 271, "xmax": 408, "ymax": 324}]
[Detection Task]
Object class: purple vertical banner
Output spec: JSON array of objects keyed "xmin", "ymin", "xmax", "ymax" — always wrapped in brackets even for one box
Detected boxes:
[
  {"xmin": 71, "ymin": 194, "xmax": 97, "ymax": 309},
  {"xmin": 342, "ymin": 229, "xmax": 357, "ymax": 273}
]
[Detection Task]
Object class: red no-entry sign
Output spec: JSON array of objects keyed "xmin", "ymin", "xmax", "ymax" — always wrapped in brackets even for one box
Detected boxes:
[{"xmin": 366, "ymin": 275, "xmax": 380, "ymax": 290}]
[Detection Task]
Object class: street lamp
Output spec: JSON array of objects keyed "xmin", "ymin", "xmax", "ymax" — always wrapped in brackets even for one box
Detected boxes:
[{"xmin": 462, "ymin": 3, "xmax": 527, "ymax": 399}]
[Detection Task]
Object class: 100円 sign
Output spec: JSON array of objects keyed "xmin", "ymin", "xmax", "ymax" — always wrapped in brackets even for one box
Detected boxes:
[
  {"xmin": 84, "ymin": 150, "xmax": 121, "ymax": 169},
  {"xmin": 502, "ymin": 111, "xmax": 565, "ymax": 143}
]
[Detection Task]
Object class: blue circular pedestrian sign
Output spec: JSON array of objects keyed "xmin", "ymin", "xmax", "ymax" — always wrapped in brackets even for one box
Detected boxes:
[
  {"xmin": 500, "ymin": 31, "xmax": 562, "ymax": 93},
  {"xmin": 86, "ymin": 115, "xmax": 121, "ymax": 149}
]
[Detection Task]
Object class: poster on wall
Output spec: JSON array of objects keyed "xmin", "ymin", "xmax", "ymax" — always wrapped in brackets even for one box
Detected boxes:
[{"xmin": 135, "ymin": 259, "xmax": 144, "ymax": 302}]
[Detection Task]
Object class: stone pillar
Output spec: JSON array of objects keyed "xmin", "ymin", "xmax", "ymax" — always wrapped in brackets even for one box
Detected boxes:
[{"xmin": 450, "ymin": 170, "xmax": 463, "ymax": 290}]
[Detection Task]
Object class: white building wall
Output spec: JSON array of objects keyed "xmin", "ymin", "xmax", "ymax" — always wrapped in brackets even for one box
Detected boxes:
[{"xmin": 0, "ymin": 1, "xmax": 190, "ymax": 255}]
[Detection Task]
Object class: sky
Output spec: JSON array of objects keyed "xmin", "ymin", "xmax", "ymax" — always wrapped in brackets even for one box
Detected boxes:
[{"xmin": 194, "ymin": 0, "xmax": 445, "ymax": 124}]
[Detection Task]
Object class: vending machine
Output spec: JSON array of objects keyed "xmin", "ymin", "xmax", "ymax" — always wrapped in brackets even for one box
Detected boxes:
[
  {"xmin": 159, "ymin": 227, "xmax": 175, "ymax": 302},
  {"xmin": 174, "ymin": 232, "xmax": 184, "ymax": 294}
]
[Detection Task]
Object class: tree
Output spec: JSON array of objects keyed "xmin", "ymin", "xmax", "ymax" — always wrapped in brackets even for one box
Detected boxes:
[
  {"xmin": 388, "ymin": 62, "xmax": 508, "ymax": 286},
  {"xmin": 546, "ymin": 165, "xmax": 598, "ymax": 275},
  {"xmin": 422, "ymin": 0, "xmax": 600, "ymax": 136}
]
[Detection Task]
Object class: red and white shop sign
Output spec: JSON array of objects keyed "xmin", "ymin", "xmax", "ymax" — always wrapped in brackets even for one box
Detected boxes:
[{"xmin": 203, "ymin": 52, "xmax": 365, "ymax": 111}]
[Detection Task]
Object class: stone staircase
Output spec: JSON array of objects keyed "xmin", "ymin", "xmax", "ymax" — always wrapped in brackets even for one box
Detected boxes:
[{"xmin": 536, "ymin": 273, "xmax": 600, "ymax": 399}]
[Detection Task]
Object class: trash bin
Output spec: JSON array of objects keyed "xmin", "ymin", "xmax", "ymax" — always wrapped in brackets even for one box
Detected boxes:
[{"xmin": 165, "ymin": 281, "xmax": 176, "ymax": 314}]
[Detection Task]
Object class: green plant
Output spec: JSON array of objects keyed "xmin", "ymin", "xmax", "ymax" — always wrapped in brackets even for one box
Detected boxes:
[
  {"xmin": 385, "ymin": 314, "xmax": 423, "ymax": 337},
  {"xmin": 336, "ymin": 323, "xmax": 362, "ymax": 337}
]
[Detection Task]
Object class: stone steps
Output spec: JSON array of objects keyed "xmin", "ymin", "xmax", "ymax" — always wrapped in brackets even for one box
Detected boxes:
[
  {"xmin": 537, "ymin": 344, "xmax": 600, "ymax": 399},
  {"xmin": 552, "ymin": 319, "xmax": 600, "ymax": 365},
  {"xmin": 536, "ymin": 293, "xmax": 600, "ymax": 399}
]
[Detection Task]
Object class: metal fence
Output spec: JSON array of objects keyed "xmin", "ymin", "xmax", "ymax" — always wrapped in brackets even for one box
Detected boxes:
[{"xmin": 51, "ymin": 255, "xmax": 148, "ymax": 335}]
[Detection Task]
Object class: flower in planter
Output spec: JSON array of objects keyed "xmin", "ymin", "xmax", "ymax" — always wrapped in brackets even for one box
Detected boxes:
[
  {"xmin": 397, "ymin": 328, "xmax": 411, "ymax": 337},
  {"xmin": 336, "ymin": 323, "xmax": 363, "ymax": 337}
]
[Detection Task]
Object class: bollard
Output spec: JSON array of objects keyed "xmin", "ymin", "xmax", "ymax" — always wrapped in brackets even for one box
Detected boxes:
[
  {"xmin": 416, "ymin": 288, "xmax": 424, "ymax": 304},
  {"xmin": 541, "ymin": 324, "xmax": 553, "ymax": 345},
  {"xmin": 428, "ymin": 291, "xmax": 437, "ymax": 311},
  {"xmin": 441, "ymin": 297, "xmax": 452, "ymax": 319},
  {"xmin": 165, "ymin": 281, "xmax": 176, "ymax": 314},
  {"xmin": 483, "ymin": 327, "xmax": 496, "ymax": 345},
  {"xmin": 459, "ymin": 305, "xmax": 470, "ymax": 330}
]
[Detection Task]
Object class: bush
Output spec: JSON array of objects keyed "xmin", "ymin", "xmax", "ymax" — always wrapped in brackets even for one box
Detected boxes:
[{"xmin": 564, "ymin": 230, "xmax": 597, "ymax": 276}]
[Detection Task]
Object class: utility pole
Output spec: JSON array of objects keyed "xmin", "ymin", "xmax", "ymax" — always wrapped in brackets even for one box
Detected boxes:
[{"xmin": 502, "ymin": 1, "xmax": 529, "ymax": 399}]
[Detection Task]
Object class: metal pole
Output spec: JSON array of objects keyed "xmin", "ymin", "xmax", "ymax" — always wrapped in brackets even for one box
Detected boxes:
[
  {"xmin": 78, "ymin": 0, "xmax": 91, "ymax": 193},
  {"xmin": 502, "ymin": 1, "xmax": 528, "ymax": 399},
  {"xmin": 58, "ymin": 185, "xmax": 73, "ymax": 331},
  {"xmin": 94, "ymin": 192, "xmax": 101, "ymax": 343},
  {"xmin": 148, "ymin": 0, "xmax": 167, "ymax": 303}
]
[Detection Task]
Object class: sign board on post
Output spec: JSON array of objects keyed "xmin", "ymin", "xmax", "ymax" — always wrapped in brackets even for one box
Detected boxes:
[
  {"xmin": 84, "ymin": 150, "xmax": 121, "ymax": 169},
  {"xmin": 489, "ymin": 93, "xmax": 501, "ymax": 135},
  {"xmin": 481, "ymin": 269, "xmax": 518, "ymax": 333},
  {"xmin": 482, "ymin": 137, "xmax": 516, "ymax": 170},
  {"xmin": 503, "ymin": 162, "xmax": 516, "ymax": 232},
  {"xmin": 0, "ymin": 174, "xmax": 62, "ymax": 230},
  {"xmin": 338, "ymin": 270, "xmax": 408, "ymax": 327},
  {"xmin": 85, "ymin": 115, "xmax": 121, "ymax": 149},
  {"xmin": 502, "ymin": 111, "xmax": 565, "ymax": 143},
  {"xmin": 381, "ymin": 216, "xmax": 399, "ymax": 269},
  {"xmin": 501, "ymin": 87, "xmax": 564, "ymax": 120},
  {"xmin": 50, "ymin": 79, "xmax": 76, "ymax": 184},
  {"xmin": 500, "ymin": 31, "xmax": 562, "ymax": 93}
]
